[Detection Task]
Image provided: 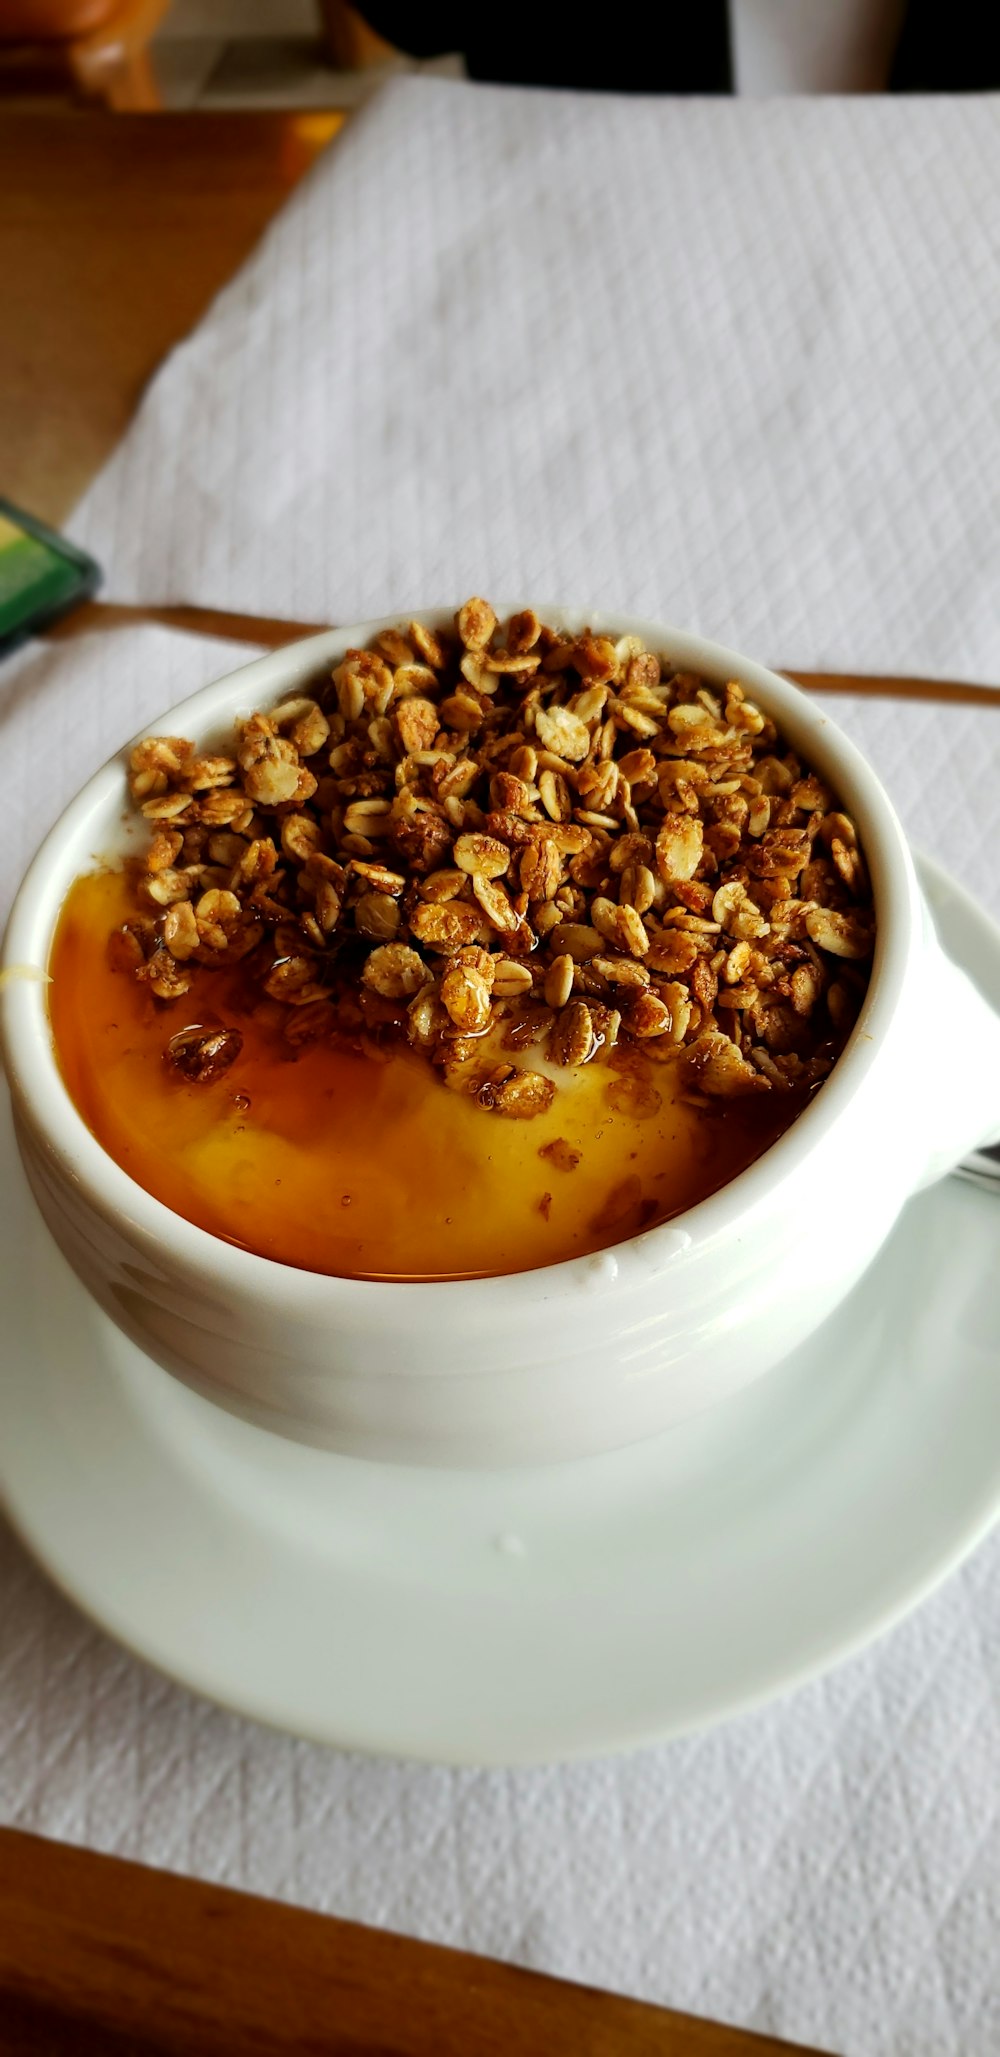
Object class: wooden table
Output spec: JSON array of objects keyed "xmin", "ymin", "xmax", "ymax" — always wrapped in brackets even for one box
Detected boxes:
[
  {"xmin": 0, "ymin": 1827, "xmax": 826, "ymax": 2056},
  {"xmin": 0, "ymin": 109, "xmax": 342, "ymax": 528}
]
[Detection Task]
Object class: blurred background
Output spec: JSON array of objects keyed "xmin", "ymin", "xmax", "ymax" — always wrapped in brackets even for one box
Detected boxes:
[{"xmin": 0, "ymin": 0, "xmax": 997, "ymax": 112}]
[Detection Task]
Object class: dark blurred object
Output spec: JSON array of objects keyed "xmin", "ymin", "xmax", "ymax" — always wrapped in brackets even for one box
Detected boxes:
[
  {"xmin": 341, "ymin": 0, "xmax": 733, "ymax": 91},
  {"xmin": 0, "ymin": 498, "xmax": 101, "ymax": 660},
  {"xmin": 0, "ymin": 0, "xmax": 169, "ymax": 107},
  {"xmin": 329, "ymin": 0, "xmax": 1000, "ymax": 93},
  {"xmin": 890, "ymin": 0, "xmax": 1000, "ymax": 88},
  {"xmin": 318, "ymin": 0, "xmax": 402, "ymax": 70}
]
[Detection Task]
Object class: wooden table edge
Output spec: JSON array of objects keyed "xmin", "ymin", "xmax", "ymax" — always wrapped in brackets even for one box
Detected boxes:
[
  {"xmin": 0, "ymin": 1826, "xmax": 829, "ymax": 2056},
  {"xmin": 42, "ymin": 600, "xmax": 1000, "ymax": 707}
]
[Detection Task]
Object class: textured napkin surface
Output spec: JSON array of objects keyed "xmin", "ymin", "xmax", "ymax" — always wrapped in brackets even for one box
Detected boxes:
[
  {"xmin": 1, "ymin": 625, "xmax": 1000, "ymax": 2057},
  {"xmin": 71, "ymin": 81, "xmax": 1000, "ymax": 687}
]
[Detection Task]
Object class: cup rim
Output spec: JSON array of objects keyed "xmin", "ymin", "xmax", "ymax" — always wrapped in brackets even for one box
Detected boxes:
[{"xmin": 1, "ymin": 608, "xmax": 917, "ymax": 1312}]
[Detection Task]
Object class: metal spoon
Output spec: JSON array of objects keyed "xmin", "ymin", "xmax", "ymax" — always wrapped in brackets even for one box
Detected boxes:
[{"xmin": 953, "ymin": 1143, "xmax": 1000, "ymax": 1192}]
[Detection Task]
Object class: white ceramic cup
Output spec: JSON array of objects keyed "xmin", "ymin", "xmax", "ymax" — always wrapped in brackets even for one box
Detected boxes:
[{"xmin": 5, "ymin": 611, "xmax": 1000, "ymax": 1467}]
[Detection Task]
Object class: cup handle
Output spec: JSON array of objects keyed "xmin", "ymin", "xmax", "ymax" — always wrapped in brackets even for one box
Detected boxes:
[{"xmin": 911, "ymin": 931, "xmax": 1000, "ymax": 1192}]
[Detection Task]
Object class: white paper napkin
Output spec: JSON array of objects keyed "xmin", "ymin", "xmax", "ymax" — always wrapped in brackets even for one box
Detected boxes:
[
  {"xmin": 71, "ymin": 81, "xmax": 1000, "ymax": 693},
  {"xmin": 0, "ymin": 628, "xmax": 262, "ymax": 928},
  {"xmin": 2, "ymin": 623, "xmax": 1000, "ymax": 2057}
]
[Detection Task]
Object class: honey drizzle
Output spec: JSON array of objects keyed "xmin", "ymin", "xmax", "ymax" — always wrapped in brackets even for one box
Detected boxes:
[{"xmin": 49, "ymin": 869, "xmax": 803, "ymax": 1281}]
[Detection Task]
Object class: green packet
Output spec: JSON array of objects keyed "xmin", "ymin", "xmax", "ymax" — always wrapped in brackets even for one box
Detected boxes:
[{"xmin": 0, "ymin": 498, "xmax": 102, "ymax": 655}]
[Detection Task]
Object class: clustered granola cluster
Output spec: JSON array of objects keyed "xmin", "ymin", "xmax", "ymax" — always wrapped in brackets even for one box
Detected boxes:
[{"xmin": 115, "ymin": 600, "xmax": 875, "ymax": 1115}]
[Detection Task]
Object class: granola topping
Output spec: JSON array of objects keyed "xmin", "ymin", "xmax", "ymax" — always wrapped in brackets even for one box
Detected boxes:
[{"xmin": 113, "ymin": 602, "xmax": 873, "ymax": 1115}]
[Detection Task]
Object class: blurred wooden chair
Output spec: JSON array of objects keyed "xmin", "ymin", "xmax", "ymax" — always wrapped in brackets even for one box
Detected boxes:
[
  {"xmin": 0, "ymin": 0, "xmax": 169, "ymax": 110},
  {"xmin": 318, "ymin": 0, "xmax": 399, "ymax": 69}
]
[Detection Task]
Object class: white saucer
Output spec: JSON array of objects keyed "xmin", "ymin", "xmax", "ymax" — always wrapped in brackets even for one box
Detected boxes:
[{"xmin": 3, "ymin": 853, "xmax": 1000, "ymax": 1768}]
